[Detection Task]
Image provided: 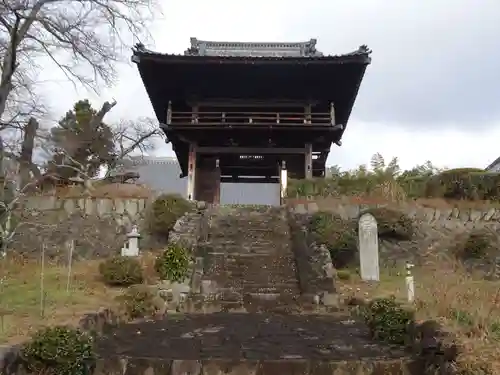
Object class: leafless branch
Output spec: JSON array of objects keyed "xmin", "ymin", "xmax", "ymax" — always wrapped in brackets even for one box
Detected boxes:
[
  {"xmin": 0, "ymin": 0, "xmax": 159, "ymax": 158},
  {"xmin": 106, "ymin": 116, "xmax": 163, "ymax": 176}
]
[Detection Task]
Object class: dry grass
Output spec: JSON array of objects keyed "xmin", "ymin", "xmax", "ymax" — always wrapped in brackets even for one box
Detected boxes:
[
  {"xmin": 338, "ymin": 256, "xmax": 500, "ymax": 372},
  {"xmin": 0, "ymin": 252, "xmax": 159, "ymax": 345}
]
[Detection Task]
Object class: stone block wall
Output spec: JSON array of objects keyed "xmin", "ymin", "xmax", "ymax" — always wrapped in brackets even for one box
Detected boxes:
[
  {"xmin": 22, "ymin": 196, "xmax": 149, "ymax": 221},
  {"xmin": 287, "ymin": 198, "xmax": 500, "ymax": 268},
  {"xmin": 287, "ymin": 198, "xmax": 500, "ymax": 231}
]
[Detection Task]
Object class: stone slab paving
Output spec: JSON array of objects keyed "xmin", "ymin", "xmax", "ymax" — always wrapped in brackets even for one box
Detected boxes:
[{"xmin": 97, "ymin": 313, "xmax": 408, "ymax": 361}]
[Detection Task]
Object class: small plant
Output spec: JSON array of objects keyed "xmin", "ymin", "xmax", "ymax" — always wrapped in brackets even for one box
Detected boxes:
[
  {"xmin": 309, "ymin": 211, "xmax": 358, "ymax": 268},
  {"xmin": 336, "ymin": 269, "xmax": 352, "ymax": 280},
  {"xmin": 448, "ymin": 308, "xmax": 474, "ymax": 327},
  {"xmin": 363, "ymin": 207, "xmax": 414, "ymax": 240},
  {"xmin": 147, "ymin": 194, "xmax": 192, "ymax": 238},
  {"xmin": 20, "ymin": 326, "xmax": 95, "ymax": 375},
  {"xmin": 99, "ymin": 256, "xmax": 143, "ymax": 286},
  {"xmin": 489, "ymin": 321, "xmax": 500, "ymax": 340},
  {"xmin": 362, "ymin": 296, "xmax": 415, "ymax": 345},
  {"xmin": 116, "ymin": 284, "xmax": 164, "ymax": 319},
  {"xmin": 154, "ymin": 243, "xmax": 191, "ymax": 282},
  {"xmin": 453, "ymin": 229, "xmax": 492, "ymax": 261}
]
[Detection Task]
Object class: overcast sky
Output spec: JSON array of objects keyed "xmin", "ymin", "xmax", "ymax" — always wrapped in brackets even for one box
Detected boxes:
[{"xmin": 41, "ymin": 0, "xmax": 500, "ymax": 172}]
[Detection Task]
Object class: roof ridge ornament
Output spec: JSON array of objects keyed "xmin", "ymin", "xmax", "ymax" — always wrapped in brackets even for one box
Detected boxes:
[{"xmin": 184, "ymin": 37, "xmax": 323, "ymax": 57}]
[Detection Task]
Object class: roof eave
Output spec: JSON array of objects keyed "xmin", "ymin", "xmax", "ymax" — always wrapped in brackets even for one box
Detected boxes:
[
  {"xmin": 131, "ymin": 52, "xmax": 371, "ymax": 66},
  {"xmin": 131, "ymin": 43, "xmax": 372, "ymax": 65},
  {"xmin": 338, "ymin": 62, "xmax": 370, "ymax": 140}
]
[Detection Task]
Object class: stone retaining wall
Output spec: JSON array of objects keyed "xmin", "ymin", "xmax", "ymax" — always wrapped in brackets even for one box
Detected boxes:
[
  {"xmin": 287, "ymin": 199, "xmax": 500, "ymax": 268},
  {"xmin": 22, "ymin": 196, "xmax": 149, "ymax": 220},
  {"xmin": 90, "ymin": 358, "xmax": 420, "ymax": 375},
  {"xmin": 288, "ymin": 212, "xmax": 337, "ymax": 300},
  {"xmin": 288, "ymin": 199, "xmax": 500, "ymax": 229}
]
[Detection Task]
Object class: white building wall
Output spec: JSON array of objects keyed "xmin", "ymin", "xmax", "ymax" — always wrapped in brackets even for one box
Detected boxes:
[{"xmin": 126, "ymin": 156, "xmax": 281, "ymax": 205}]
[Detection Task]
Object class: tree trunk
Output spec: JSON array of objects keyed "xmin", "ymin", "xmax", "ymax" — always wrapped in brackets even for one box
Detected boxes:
[{"xmin": 19, "ymin": 117, "xmax": 39, "ymax": 188}]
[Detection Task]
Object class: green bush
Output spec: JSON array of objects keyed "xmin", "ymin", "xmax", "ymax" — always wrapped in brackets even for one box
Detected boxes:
[
  {"xmin": 362, "ymin": 296, "xmax": 415, "ymax": 345},
  {"xmin": 147, "ymin": 194, "xmax": 192, "ymax": 238},
  {"xmin": 116, "ymin": 284, "xmax": 163, "ymax": 320},
  {"xmin": 20, "ymin": 326, "xmax": 95, "ymax": 375},
  {"xmin": 336, "ymin": 269, "xmax": 352, "ymax": 280},
  {"xmin": 154, "ymin": 243, "xmax": 191, "ymax": 282},
  {"xmin": 309, "ymin": 211, "xmax": 358, "ymax": 268},
  {"xmin": 425, "ymin": 168, "xmax": 500, "ymax": 201},
  {"xmin": 99, "ymin": 256, "xmax": 143, "ymax": 286},
  {"xmin": 453, "ymin": 229, "xmax": 493, "ymax": 261},
  {"xmin": 363, "ymin": 207, "xmax": 414, "ymax": 240}
]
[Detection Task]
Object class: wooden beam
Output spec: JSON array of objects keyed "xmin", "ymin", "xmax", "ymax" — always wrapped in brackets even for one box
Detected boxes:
[
  {"xmin": 188, "ymin": 99, "xmax": 319, "ymax": 108},
  {"xmin": 221, "ymin": 176, "xmax": 279, "ymax": 183},
  {"xmin": 197, "ymin": 146, "xmax": 307, "ymax": 154}
]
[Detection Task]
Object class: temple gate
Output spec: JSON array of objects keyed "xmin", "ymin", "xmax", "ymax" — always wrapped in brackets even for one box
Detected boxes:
[{"xmin": 132, "ymin": 38, "xmax": 371, "ymax": 204}]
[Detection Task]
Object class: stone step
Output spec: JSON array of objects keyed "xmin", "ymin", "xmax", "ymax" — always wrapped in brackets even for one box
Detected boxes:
[{"xmin": 202, "ymin": 241, "xmax": 289, "ymax": 247}]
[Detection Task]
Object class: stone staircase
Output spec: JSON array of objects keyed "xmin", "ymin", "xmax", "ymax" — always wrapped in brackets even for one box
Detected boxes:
[{"xmin": 196, "ymin": 205, "xmax": 301, "ymax": 311}]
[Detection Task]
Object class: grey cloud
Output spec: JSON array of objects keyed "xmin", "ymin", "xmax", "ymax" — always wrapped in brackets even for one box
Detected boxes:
[{"xmin": 282, "ymin": 0, "xmax": 500, "ymax": 128}]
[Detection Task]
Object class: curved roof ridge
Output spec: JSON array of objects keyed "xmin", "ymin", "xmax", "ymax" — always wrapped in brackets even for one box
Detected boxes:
[{"xmin": 185, "ymin": 37, "xmax": 322, "ymax": 57}]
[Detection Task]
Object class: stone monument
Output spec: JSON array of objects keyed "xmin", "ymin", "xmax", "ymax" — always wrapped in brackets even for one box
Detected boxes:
[{"xmin": 358, "ymin": 213, "xmax": 380, "ymax": 281}]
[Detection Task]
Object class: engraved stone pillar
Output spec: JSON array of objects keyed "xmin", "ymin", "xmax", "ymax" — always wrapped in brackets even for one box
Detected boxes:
[{"xmin": 358, "ymin": 213, "xmax": 380, "ymax": 281}]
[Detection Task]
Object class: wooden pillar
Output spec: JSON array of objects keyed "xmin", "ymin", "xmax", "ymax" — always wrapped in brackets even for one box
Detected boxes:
[
  {"xmin": 305, "ymin": 102, "xmax": 313, "ymax": 180},
  {"xmin": 192, "ymin": 104, "xmax": 199, "ymax": 124},
  {"xmin": 167, "ymin": 101, "xmax": 172, "ymax": 124},
  {"xmin": 187, "ymin": 143, "xmax": 197, "ymax": 200},
  {"xmin": 194, "ymin": 157, "xmax": 220, "ymax": 204},
  {"xmin": 330, "ymin": 102, "xmax": 335, "ymax": 125},
  {"xmin": 214, "ymin": 158, "xmax": 221, "ymax": 204},
  {"xmin": 305, "ymin": 143, "xmax": 313, "ymax": 179},
  {"xmin": 304, "ymin": 103, "xmax": 312, "ymax": 124},
  {"xmin": 280, "ymin": 160, "xmax": 288, "ymax": 204}
]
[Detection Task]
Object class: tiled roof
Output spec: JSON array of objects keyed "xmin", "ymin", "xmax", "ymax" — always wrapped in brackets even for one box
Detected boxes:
[
  {"xmin": 132, "ymin": 41, "xmax": 372, "ymax": 63},
  {"xmin": 486, "ymin": 156, "xmax": 500, "ymax": 171},
  {"xmin": 185, "ymin": 38, "xmax": 322, "ymax": 57}
]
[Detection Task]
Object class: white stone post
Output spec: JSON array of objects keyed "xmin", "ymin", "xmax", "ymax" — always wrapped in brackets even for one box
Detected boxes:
[
  {"xmin": 405, "ymin": 261, "xmax": 415, "ymax": 302},
  {"xmin": 358, "ymin": 213, "xmax": 380, "ymax": 282}
]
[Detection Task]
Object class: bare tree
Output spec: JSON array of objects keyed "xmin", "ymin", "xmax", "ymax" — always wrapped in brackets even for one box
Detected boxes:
[
  {"xmin": 106, "ymin": 116, "xmax": 163, "ymax": 176},
  {"xmin": 0, "ymin": 0, "xmax": 158, "ymax": 124}
]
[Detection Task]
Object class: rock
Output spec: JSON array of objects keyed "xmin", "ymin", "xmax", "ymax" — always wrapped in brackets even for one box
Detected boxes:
[{"xmin": 321, "ymin": 292, "xmax": 340, "ymax": 307}]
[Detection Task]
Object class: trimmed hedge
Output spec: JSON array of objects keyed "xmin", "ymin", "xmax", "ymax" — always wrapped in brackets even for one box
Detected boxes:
[
  {"xmin": 287, "ymin": 168, "xmax": 500, "ymax": 202},
  {"xmin": 424, "ymin": 168, "xmax": 500, "ymax": 201},
  {"xmin": 147, "ymin": 194, "xmax": 192, "ymax": 238}
]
